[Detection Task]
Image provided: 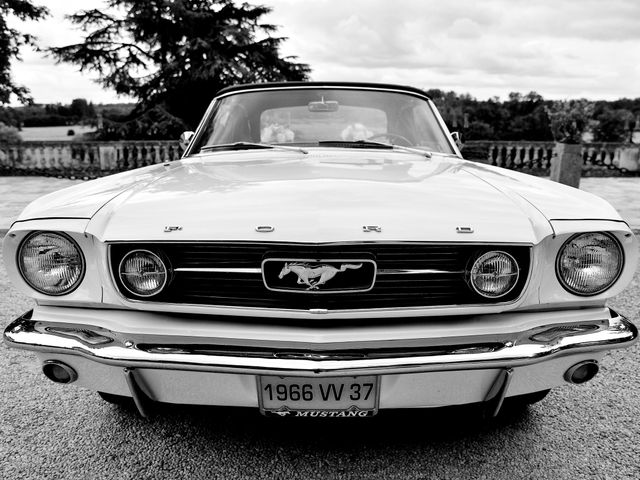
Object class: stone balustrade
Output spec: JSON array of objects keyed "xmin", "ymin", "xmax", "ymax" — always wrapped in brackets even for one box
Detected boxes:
[
  {"xmin": 462, "ymin": 140, "xmax": 639, "ymax": 176},
  {"xmin": 0, "ymin": 140, "xmax": 638, "ymax": 178},
  {"xmin": 0, "ymin": 141, "xmax": 183, "ymax": 178}
]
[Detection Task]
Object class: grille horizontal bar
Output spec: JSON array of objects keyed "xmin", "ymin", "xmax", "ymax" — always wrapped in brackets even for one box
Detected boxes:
[{"xmin": 110, "ymin": 242, "xmax": 531, "ymax": 310}]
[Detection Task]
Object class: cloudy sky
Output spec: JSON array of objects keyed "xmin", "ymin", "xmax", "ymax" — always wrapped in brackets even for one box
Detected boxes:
[{"xmin": 9, "ymin": 0, "xmax": 640, "ymax": 104}]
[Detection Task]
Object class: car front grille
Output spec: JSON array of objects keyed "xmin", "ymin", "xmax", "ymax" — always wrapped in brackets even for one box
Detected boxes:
[{"xmin": 109, "ymin": 242, "xmax": 531, "ymax": 310}]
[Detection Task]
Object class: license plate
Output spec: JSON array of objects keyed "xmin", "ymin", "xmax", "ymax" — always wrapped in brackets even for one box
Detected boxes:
[{"xmin": 258, "ymin": 376, "xmax": 379, "ymax": 417}]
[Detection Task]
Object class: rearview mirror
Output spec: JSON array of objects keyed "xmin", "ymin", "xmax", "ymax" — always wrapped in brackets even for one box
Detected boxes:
[
  {"xmin": 179, "ymin": 131, "xmax": 195, "ymax": 149},
  {"xmin": 308, "ymin": 98, "xmax": 339, "ymax": 112}
]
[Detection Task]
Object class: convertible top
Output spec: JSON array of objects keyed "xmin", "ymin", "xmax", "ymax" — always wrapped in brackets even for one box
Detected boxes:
[{"xmin": 215, "ymin": 81, "xmax": 432, "ymax": 100}]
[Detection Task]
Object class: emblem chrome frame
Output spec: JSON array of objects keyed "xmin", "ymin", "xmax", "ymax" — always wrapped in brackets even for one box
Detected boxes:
[{"xmin": 261, "ymin": 258, "xmax": 377, "ymax": 294}]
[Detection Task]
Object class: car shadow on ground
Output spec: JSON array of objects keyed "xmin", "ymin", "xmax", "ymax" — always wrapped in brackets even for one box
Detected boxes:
[{"xmin": 106, "ymin": 399, "xmax": 535, "ymax": 447}]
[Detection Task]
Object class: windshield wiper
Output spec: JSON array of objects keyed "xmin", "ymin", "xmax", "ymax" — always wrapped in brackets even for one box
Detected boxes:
[
  {"xmin": 318, "ymin": 140, "xmax": 393, "ymax": 149},
  {"xmin": 317, "ymin": 140, "xmax": 431, "ymax": 158},
  {"xmin": 200, "ymin": 142, "xmax": 307, "ymax": 154}
]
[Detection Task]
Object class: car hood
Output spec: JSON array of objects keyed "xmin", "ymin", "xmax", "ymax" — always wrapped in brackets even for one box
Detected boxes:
[{"xmin": 16, "ymin": 149, "xmax": 623, "ymax": 244}]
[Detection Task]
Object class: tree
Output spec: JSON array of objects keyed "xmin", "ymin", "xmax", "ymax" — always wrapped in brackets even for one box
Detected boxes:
[
  {"xmin": 545, "ymin": 100, "xmax": 594, "ymax": 144},
  {"xmin": 69, "ymin": 98, "xmax": 96, "ymax": 121},
  {"xmin": 0, "ymin": 0, "xmax": 48, "ymax": 104},
  {"xmin": 592, "ymin": 108, "xmax": 634, "ymax": 142},
  {"xmin": 464, "ymin": 120, "xmax": 495, "ymax": 141},
  {"xmin": 0, "ymin": 120, "xmax": 20, "ymax": 141},
  {"xmin": 49, "ymin": 0, "xmax": 311, "ymax": 136},
  {"xmin": 500, "ymin": 91, "xmax": 551, "ymax": 141}
]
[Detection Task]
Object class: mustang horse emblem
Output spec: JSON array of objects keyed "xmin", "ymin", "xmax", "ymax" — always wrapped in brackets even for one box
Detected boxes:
[{"xmin": 278, "ymin": 262, "xmax": 362, "ymax": 290}]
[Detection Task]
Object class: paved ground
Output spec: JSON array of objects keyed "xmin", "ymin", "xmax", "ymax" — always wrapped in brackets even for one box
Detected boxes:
[
  {"xmin": 578, "ymin": 177, "xmax": 640, "ymax": 230},
  {"xmin": 0, "ymin": 176, "xmax": 638, "ymax": 232},
  {"xmin": 0, "ymin": 235, "xmax": 638, "ymax": 479},
  {"xmin": 0, "ymin": 177, "xmax": 81, "ymax": 231}
]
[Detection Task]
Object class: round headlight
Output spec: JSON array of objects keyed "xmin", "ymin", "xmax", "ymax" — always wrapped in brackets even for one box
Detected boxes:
[
  {"xmin": 18, "ymin": 232, "xmax": 85, "ymax": 295},
  {"xmin": 556, "ymin": 232, "xmax": 623, "ymax": 296},
  {"xmin": 469, "ymin": 251, "xmax": 519, "ymax": 298},
  {"xmin": 118, "ymin": 250, "xmax": 167, "ymax": 297}
]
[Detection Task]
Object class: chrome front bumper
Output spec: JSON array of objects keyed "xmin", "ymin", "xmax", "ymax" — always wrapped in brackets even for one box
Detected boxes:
[{"xmin": 4, "ymin": 308, "xmax": 637, "ymax": 377}]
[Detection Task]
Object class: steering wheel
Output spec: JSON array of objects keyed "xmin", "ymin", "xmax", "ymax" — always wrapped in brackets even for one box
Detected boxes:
[{"xmin": 366, "ymin": 132, "xmax": 413, "ymax": 146}]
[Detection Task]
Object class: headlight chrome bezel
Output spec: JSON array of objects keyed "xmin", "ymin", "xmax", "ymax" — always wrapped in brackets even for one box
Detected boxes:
[
  {"xmin": 556, "ymin": 232, "xmax": 624, "ymax": 297},
  {"xmin": 468, "ymin": 250, "xmax": 520, "ymax": 299},
  {"xmin": 118, "ymin": 249, "xmax": 168, "ymax": 298},
  {"xmin": 17, "ymin": 231, "xmax": 86, "ymax": 296}
]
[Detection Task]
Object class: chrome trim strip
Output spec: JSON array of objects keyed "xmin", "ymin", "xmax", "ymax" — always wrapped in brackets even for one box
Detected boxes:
[
  {"xmin": 377, "ymin": 269, "xmax": 464, "ymax": 275},
  {"xmin": 4, "ymin": 310, "xmax": 636, "ymax": 377},
  {"xmin": 182, "ymin": 96, "xmax": 218, "ymax": 158},
  {"xmin": 106, "ymin": 240, "xmax": 535, "ymax": 246},
  {"xmin": 429, "ymin": 97, "xmax": 462, "ymax": 155},
  {"xmin": 175, "ymin": 267, "xmax": 262, "ymax": 274},
  {"xmin": 213, "ymin": 85, "xmax": 433, "ymax": 102},
  {"xmin": 176, "ymin": 267, "xmax": 463, "ymax": 275}
]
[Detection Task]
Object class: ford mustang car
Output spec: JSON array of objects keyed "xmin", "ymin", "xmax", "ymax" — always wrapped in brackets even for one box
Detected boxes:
[{"xmin": 3, "ymin": 82, "xmax": 637, "ymax": 418}]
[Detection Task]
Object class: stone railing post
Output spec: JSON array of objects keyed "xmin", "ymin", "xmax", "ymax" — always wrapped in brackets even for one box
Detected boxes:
[
  {"xmin": 0, "ymin": 143, "xmax": 12, "ymax": 170},
  {"xmin": 550, "ymin": 143, "xmax": 582, "ymax": 188},
  {"xmin": 99, "ymin": 144, "xmax": 118, "ymax": 172},
  {"xmin": 61, "ymin": 144, "xmax": 73, "ymax": 173},
  {"xmin": 617, "ymin": 147, "xmax": 640, "ymax": 172}
]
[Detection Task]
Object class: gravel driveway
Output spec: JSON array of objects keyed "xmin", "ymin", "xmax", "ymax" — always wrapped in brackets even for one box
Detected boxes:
[{"xmin": 1, "ymin": 235, "xmax": 638, "ymax": 480}]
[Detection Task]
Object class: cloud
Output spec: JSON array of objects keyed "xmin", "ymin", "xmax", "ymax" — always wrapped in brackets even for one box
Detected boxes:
[
  {"xmin": 6, "ymin": 0, "xmax": 640, "ymax": 103},
  {"xmin": 267, "ymin": 0, "xmax": 640, "ymax": 99},
  {"xmin": 448, "ymin": 18, "xmax": 483, "ymax": 39},
  {"xmin": 491, "ymin": 0, "xmax": 640, "ymax": 41}
]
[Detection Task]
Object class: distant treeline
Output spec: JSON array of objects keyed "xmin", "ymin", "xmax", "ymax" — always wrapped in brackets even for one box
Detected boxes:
[
  {"xmin": 1, "ymin": 92, "xmax": 639, "ymax": 143},
  {"xmin": 426, "ymin": 90, "xmax": 639, "ymax": 143},
  {"xmin": 427, "ymin": 89, "xmax": 640, "ymax": 142},
  {"xmin": 0, "ymin": 99, "xmax": 134, "ymax": 129}
]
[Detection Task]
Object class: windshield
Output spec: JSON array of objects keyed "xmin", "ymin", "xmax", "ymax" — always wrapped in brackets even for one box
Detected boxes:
[{"xmin": 190, "ymin": 88, "xmax": 455, "ymax": 154}]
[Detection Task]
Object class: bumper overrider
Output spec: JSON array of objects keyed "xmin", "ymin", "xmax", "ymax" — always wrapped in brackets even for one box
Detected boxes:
[{"xmin": 4, "ymin": 307, "xmax": 637, "ymax": 418}]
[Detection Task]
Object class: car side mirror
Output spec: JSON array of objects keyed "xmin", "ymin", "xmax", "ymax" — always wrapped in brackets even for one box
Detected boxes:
[
  {"xmin": 179, "ymin": 131, "xmax": 195, "ymax": 150},
  {"xmin": 451, "ymin": 131, "xmax": 463, "ymax": 149}
]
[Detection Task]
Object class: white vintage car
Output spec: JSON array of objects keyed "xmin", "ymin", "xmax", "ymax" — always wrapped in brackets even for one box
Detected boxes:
[{"xmin": 3, "ymin": 82, "xmax": 638, "ymax": 418}]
